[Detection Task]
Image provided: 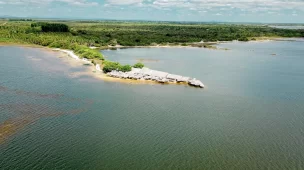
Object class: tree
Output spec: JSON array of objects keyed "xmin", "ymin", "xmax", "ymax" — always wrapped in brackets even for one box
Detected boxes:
[{"xmin": 41, "ymin": 23, "xmax": 69, "ymax": 32}]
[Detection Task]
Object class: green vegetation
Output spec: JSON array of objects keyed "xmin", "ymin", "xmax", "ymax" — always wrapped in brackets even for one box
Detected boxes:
[
  {"xmin": 238, "ymin": 36, "xmax": 249, "ymax": 41},
  {"xmin": 120, "ymin": 65, "xmax": 132, "ymax": 72},
  {"xmin": 133, "ymin": 62, "xmax": 145, "ymax": 69},
  {"xmin": 31, "ymin": 22, "xmax": 69, "ymax": 32},
  {"xmin": 41, "ymin": 23, "xmax": 69, "ymax": 32},
  {"xmin": 9, "ymin": 19, "xmax": 33, "ymax": 21},
  {"xmin": 102, "ymin": 61, "xmax": 132, "ymax": 73},
  {"xmin": 0, "ymin": 19, "xmax": 303, "ymax": 73},
  {"xmin": 31, "ymin": 22, "xmax": 46, "ymax": 27},
  {"xmin": 46, "ymin": 42, "xmax": 104, "ymax": 60},
  {"xmin": 1, "ymin": 20, "xmax": 303, "ymax": 48},
  {"xmin": 72, "ymin": 45, "xmax": 104, "ymax": 60},
  {"xmin": 102, "ymin": 61, "xmax": 121, "ymax": 73}
]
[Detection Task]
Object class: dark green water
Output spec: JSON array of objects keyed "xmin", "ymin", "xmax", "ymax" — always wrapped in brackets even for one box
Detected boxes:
[{"xmin": 1, "ymin": 40, "xmax": 304, "ymax": 170}]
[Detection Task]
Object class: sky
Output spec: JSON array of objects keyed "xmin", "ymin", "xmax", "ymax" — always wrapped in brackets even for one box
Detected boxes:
[{"xmin": 0, "ymin": 0, "xmax": 303, "ymax": 23}]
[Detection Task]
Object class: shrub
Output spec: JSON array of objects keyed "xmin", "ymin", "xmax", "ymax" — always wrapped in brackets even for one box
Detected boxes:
[
  {"xmin": 133, "ymin": 62, "xmax": 144, "ymax": 68},
  {"xmin": 102, "ymin": 61, "xmax": 132, "ymax": 73},
  {"xmin": 73, "ymin": 45, "xmax": 104, "ymax": 60},
  {"xmin": 181, "ymin": 43, "xmax": 188, "ymax": 46},
  {"xmin": 119, "ymin": 65, "xmax": 132, "ymax": 72},
  {"xmin": 31, "ymin": 22, "xmax": 47, "ymax": 27},
  {"xmin": 49, "ymin": 41, "xmax": 70, "ymax": 49},
  {"xmin": 102, "ymin": 61, "xmax": 122, "ymax": 73},
  {"xmin": 49, "ymin": 41, "xmax": 63, "ymax": 48},
  {"xmin": 238, "ymin": 37, "xmax": 249, "ymax": 41},
  {"xmin": 40, "ymin": 39, "xmax": 53, "ymax": 46}
]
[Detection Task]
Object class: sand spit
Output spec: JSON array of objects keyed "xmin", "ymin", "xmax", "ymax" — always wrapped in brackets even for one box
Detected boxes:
[
  {"xmin": 106, "ymin": 68, "xmax": 204, "ymax": 88},
  {"xmin": 54, "ymin": 48, "xmax": 204, "ymax": 88}
]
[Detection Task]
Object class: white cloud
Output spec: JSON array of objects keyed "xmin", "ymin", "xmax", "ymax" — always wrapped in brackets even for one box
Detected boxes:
[
  {"xmin": 149, "ymin": 0, "xmax": 304, "ymax": 12},
  {"xmin": 1, "ymin": 0, "xmax": 98, "ymax": 6},
  {"xmin": 3, "ymin": 0, "xmax": 304, "ymax": 16},
  {"xmin": 4, "ymin": 0, "xmax": 304, "ymax": 11},
  {"xmin": 105, "ymin": 0, "xmax": 143, "ymax": 5}
]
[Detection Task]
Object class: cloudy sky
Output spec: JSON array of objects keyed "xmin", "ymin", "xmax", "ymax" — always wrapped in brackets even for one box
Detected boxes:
[{"xmin": 0, "ymin": 0, "xmax": 303, "ymax": 23}]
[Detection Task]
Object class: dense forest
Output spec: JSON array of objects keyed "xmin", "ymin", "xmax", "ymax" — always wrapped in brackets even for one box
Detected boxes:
[
  {"xmin": 30, "ymin": 22, "xmax": 69, "ymax": 32},
  {"xmin": 1, "ymin": 20, "xmax": 303, "ymax": 48},
  {"xmin": 42, "ymin": 23, "xmax": 69, "ymax": 32}
]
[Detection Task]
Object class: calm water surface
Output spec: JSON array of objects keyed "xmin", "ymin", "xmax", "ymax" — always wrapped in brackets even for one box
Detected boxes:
[
  {"xmin": 1, "ymin": 41, "xmax": 304, "ymax": 170},
  {"xmin": 269, "ymin": 25, "xmax": 304, "ymax": 30}
]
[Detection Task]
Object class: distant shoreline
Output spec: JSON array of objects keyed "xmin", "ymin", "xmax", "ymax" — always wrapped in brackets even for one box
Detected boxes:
[
  {"xmin": 97, "ymin": 36, "xmax": 297, "ymax": 50},
  {"xmin": 1, "ymin": 37, "xmax": 300, "ymax": 50}
]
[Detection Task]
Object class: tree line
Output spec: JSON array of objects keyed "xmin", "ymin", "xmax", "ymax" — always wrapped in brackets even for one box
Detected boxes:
[
  {"xmin": 3, "ymin": 21, "xmax": 303, "ymax": 48},
  {"xmin": 31, "ymin": 22, "xmax": 69, "ymax": 32}
]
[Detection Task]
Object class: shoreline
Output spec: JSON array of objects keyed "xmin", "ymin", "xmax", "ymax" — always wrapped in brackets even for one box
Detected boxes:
[
  {"xmin": 1, "ymin": 36, "xmax": 300, "ymax": 49},
  {"xmin": 98, "ymin": 36, "xmax": 298, "ymax": 50},
  {"xmin": 0, "ymin": 42, "xmax": 44, "ymax": 48},
  {"xmin": 1, "ymin": 37, "xmax": 302, "ymax": 88},
  {"xmin": 56, "ymin": 49, "xmax": 205, "ymax": 88}
]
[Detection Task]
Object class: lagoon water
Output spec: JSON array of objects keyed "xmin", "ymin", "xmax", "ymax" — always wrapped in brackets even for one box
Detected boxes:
[{"xmin": 1, "ymin": 40, "xmax": 304, "ymax": 170}]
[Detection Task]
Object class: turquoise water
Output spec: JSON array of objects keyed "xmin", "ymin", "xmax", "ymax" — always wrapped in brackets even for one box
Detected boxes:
[{"xmin": 1, "ymin": 40, "xmax": 304, "ymax": 170}]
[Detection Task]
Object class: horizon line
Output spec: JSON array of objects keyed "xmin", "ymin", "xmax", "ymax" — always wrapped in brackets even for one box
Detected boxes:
[{"xmin": 1, "ymin": 16, "xmax": 304, "ymax": 24}]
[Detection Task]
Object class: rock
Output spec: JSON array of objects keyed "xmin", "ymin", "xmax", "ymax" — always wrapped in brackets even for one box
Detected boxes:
[
  {"xmin": 178, "ymin": 77, "xmax": 190, "ymax": 82},
  {"xmin": 144, "ymin": 75, "xmax": 151, "ymax": 80},
  {"xmin": 167, "ymin": 74, "xmax": 182, "ymax": 82},
  {"xmin": 122, "ymin": 74, "xmax": 129, "ymax": 79},
  {"xmin": 106, "ymin": 67, "xmax": 204, "ymax": 89},
  {"xmin": 96, "ymin": 64, "xmax": 101, "ymax": 71},
  {"xmin": 188, "ymin": 78, "xmax": 205, "ymax": 88}
]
